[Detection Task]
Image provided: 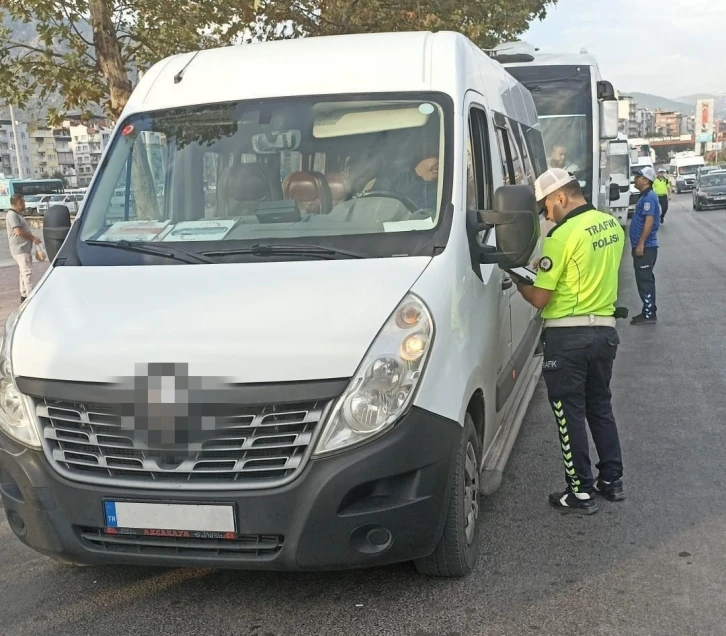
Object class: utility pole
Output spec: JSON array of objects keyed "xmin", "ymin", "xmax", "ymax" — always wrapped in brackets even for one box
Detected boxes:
[{"xmin": 8, "ymin": 104, "xmax": 24, "ymax": 179}]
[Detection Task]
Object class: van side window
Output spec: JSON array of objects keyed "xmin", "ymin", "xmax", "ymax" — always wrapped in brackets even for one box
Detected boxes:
[
  {"xmin": 509, "ymin": 120, "xmax": 536, "ymax": 185},
  {"xmin": 504, "ymin": 121, "xmax": 527, "ymax": 185},
  {"xmin": 523, "ymin": 125, "xmax": 548, "ymax": 177},
  {"xmin": 495, "ymin": 125, "xmax": 515, "ymax": 185},
  {"xmin": 467, "ymin": 108, "xmax": 493, "ymax": 210}
]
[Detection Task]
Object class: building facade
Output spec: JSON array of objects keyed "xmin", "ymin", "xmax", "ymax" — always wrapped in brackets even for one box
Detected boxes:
[
  {"xmin": 654, "ymin": 110, "xmax": 683, "ymax": 137},
  {"xmin": 618, "ymin": 95, "xmax": 639, "ymax": 137},
  {"xmin": 0, "ymin": 120, "xmax": 33, "ymax": 179},
  {"xmin": 68, "ymin": 119, "xmax": 113, "ymax": 187}
]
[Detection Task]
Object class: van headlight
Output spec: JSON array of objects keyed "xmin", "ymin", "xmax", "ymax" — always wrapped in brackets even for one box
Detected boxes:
[
  {"xmin": 0, "ymin": 310, "xmax": 39, "ymax": 449},
  {"xmin": 314, "ymin": 294, "xmax": 434, "ymax": 456}
]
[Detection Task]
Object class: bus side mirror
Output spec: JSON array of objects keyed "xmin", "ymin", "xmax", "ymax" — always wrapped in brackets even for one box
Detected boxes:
[
  {"xmin": 43, "ymin": 205, "xmax": 71, "ymax": 262},
  {"xmin": 600, "ymin": 100, "xmax": 619, "ymax": 140},
  {"xmin": 609, "ymin": 183, "xmax": 621, "ymax": 202},
  {"xmin": 467, "ymin": 185, "xmax": 540, "ymax": 269}
]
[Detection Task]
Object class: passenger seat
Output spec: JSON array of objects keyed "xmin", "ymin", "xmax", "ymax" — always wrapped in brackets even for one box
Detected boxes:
[
  {"xmin": 325, "ymin": 172, "xmax": 351, "ymax": 207},
  {"xmin": 218, "ymin": 163, "xmax": 276, "ymax": 217},
  {"xmin": 282, "ymin": 172, "xmax": 333, "ymax": 214}
]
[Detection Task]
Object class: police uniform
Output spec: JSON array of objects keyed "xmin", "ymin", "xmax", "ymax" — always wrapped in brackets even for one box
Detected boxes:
[
  {"xmin": 653, "ymin": 174, "xmax": 670, "ymax": 222},
  {"xmin": 630, "ymin": 181, "xmax": 660, "ymax": 322},
  {"xmin": 536, "ymin": 200, "xmax": 625, "ymax": 509}
]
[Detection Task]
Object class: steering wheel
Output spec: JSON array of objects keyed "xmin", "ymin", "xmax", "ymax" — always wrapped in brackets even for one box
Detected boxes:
[{"xmin": 357, "ymin": 190, "xmax": 420, "ymax": 213}]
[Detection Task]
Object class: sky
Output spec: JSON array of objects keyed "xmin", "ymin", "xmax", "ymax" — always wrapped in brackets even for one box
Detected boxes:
[{"xmin": 522, "ymin": 0, "xmax": 726, "ymax": 98}]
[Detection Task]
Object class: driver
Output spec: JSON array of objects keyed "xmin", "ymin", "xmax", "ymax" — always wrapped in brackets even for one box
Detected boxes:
[
  {"xmin": 550, "ymin": 144, "xmax": 580, "ymax": 174},
  {"xmin": 374, "ymin": 152, "xmax": 439, "ymax": 211}
]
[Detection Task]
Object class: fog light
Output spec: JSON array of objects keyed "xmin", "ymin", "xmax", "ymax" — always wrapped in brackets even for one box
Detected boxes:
[{"xmin": 7, "ymin": 509, "xmax": 26, "ymax": 536}]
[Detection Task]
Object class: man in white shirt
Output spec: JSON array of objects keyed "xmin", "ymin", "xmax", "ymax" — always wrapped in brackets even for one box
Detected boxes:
[{"xmin": 6, "ymin": 194, "xmax": 41, "ymax": 302}]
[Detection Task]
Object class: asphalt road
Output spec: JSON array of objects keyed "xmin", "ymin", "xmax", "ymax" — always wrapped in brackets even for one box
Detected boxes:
[{"xmin": 1, "ymin": 193, "xmax": 725, "ymax": 636}]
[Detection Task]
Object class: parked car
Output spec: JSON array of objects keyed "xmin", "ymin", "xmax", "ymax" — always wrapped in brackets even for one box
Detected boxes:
[
  {"xmin": 693, "ymin": 170, "xmax": 726, "ymax": 211},
  {"xmin": 22, "ymin": 194, "xmax": 54, "ymax": 215},
  {"xmin": 46, "ymin": 193, "xmax": 84, "ymax": 215}
]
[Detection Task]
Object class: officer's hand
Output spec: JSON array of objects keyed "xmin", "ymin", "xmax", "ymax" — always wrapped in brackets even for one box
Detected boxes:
[{"xmin": 634, "ymin": 244, "xmax": 645, "ymax": 257}]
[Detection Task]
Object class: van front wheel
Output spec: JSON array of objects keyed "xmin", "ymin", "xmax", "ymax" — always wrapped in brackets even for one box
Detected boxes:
[{"xmin": 414, "ymin": 414, "xmax": 481, "ymax": 577}]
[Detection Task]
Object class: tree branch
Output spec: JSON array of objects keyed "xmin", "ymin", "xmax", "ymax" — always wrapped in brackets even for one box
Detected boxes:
[{"xmin": 7, "ymin": 41, "xmax": 64, "ymax": 58}]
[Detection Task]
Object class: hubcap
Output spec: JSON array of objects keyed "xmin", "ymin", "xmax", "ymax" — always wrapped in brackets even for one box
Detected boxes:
[{"xmin": 463, "ymin": 442, "xmax": 480, "ymax": 545}]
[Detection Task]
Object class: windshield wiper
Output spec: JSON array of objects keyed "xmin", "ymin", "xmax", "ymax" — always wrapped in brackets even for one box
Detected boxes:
[
  {"xmin": 200, "ymin": 243, "xmax": 366, "ymax": 260},
  {"xmin": 85, "ymin": 240, "xmax": 217, "ymax": 264}
]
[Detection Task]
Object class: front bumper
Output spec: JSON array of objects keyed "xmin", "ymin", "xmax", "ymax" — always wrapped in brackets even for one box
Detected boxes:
[
  {"xmin": 677, "ymin": 181, "xmax": 695, "ymax": 191},
  {"xmin": 0, "ymin": 407, "xmax": 460, "ymax": 570},
  {"xmin": 695, "ymin": 196, "xmax": 726, "ymax": 209}
]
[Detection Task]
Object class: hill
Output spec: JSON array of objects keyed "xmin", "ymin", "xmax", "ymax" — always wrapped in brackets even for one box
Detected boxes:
[{"xmin": 626, "ymin": 92, "xmax": 696, "ymax": 115}]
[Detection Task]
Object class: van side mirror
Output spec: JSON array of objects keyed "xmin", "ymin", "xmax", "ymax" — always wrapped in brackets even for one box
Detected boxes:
[
  {"xmin": 599, "ymin": 100, "xmax": 619, "ymax": 140},
  {"xmin": 467, "ymin": 185, "xmax": 540, "ymax": 270},
  {"xmin": 609, "ymin": 183, "xmax": 621, "ymax": 202},
  {"xmin": 43, "ymin": 205, "xmax": 72, "ymax": 262}
]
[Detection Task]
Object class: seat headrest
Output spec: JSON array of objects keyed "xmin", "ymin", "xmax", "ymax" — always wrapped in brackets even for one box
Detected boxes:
[
  {"xmin": 283, "ymin": 171, "xmax": 332, "ymax": 214},
  {"xmin": 326, "ymin": 172, "xmax": 351, "ymax": 206},
  {"xmin": 228, "ymin": 164, "xmax": 270, "ymax": 202}
]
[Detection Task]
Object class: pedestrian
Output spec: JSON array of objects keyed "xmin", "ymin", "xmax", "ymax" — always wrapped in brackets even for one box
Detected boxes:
[
  {"xmin": 630, "ymin": 167, "xmax": 660, "ymax": 325},
  {"xmin": 6, "ymin": 194, "xmax": 41, "ymax": 303},
  {"xmin": 653, "ymin": 168, "xmax": 671, "ymax": 223},
  {"xmin": 512, "ymin": 168, "xmax": 625, "ymax": 514}
]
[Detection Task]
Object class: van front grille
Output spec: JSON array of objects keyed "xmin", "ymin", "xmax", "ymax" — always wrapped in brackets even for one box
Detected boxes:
[{"xmin": 38, "ymin": 398, "xmax": 326, "ymax": 490}]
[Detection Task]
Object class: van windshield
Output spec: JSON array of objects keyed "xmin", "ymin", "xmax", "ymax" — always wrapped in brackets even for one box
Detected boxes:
[
  {"xmin": 678, "ymin": 165, "xmax": 701, "ymax": 175},
  {"xmin": 77, "ymin": 95, "xmax": 451, "ymax": 261}
]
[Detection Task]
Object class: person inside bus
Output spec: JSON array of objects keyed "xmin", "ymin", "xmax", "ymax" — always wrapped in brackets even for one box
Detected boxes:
[{"xmin": 549, "ymin": 144, "xmax": 580, "ymax": 174}]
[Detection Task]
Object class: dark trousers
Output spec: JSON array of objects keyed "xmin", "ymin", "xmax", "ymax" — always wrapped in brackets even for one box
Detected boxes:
[
  {"xmin": 658, "ymin": 196, "xmax": 669, "ymax": 221},
  {"xmin": 542, "ymin": 327, "xmax": 623, "ymax": 493},
  {"xmin": 633, "ymin": 247, "xmax": 658, "ymax": 319}
]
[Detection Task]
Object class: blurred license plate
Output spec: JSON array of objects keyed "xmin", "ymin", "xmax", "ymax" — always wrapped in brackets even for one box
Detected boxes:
[
  {"xmin": 714, "ymin": 197, "xmax": 726, "ymax": 201},
  {"xmin": 103, "ymin": 501, "xmax": 235, "ymax": 537}
]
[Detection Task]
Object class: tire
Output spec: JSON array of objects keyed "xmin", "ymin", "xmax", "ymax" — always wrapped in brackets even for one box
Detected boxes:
[{"xmin": 414, "ymin": 413, "xmax": 481, "ymax": 577}]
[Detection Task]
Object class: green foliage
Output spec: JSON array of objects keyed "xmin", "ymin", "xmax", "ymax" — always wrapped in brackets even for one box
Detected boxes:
[{"xmin": 0, "ymin": 0, "xmax": 555, "ymax": 122}]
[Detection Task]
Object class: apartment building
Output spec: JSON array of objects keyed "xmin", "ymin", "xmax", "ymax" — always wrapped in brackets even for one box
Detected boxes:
[
  {"xmin": 68, "ymin": 119, "xmax": 113, "ymax": 187},
  {"xmin": 0, "ymin": 120, "xmax": 32, "ymax": 179}
]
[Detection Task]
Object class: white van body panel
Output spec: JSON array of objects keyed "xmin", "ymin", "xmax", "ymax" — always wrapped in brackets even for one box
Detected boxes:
[
  {"xmin": 12, "ymin": 258, "xmax": 431, "ymax": 383},
  {"xmin": 17, "ymin": 30, "xmax": 544, "ymax": 478}
]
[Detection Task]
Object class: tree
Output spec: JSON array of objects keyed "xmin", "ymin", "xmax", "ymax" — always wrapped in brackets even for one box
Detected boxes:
[
  {"xmin": 255, "ymin": 0, "xmax": 557, "ymax": 50},
  {"xmin": 0, "ymin": 0, "xmax": 555, "ymax": 124},
  {"xmin": 51, "ymin": 170, "xmax": 66, "ymax": 186},
  {"xmin": 0, "ymin": 0, "xmax": 258, "ymax": 121}
]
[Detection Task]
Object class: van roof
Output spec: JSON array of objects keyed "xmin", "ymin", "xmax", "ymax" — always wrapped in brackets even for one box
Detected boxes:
[{"xmin": 124, "ymin": 31, "xmax": 539, "ymax": 127}]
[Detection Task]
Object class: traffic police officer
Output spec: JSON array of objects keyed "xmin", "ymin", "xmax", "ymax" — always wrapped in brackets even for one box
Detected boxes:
[
  {"xmin": 630, "ymin": 166, "xmax": 660, "ymax": 325},
  {"xmin": 653, "ymin": 168, "xmax": 671, "ymax": 224},
  {"xmin": 513, "ymin": 168, "xmax": 625, "ymax": 514}
]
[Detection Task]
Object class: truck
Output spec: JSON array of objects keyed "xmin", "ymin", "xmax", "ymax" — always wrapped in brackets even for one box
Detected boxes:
[
  {"xmin": 607, "ymin": 133, "xmax": 631, "ymax": 228},
  {"xmin": 669, "ymin": 152, "xmax": 706, "ymax": 193},
  {"xmin": 491, "ymin": 42, "xmax": 621, "ymax": 220}
]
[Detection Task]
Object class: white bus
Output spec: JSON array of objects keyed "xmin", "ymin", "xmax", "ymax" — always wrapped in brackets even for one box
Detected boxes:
[{"xmin": 492, "ymin": 42, "xmax": 620, "ymax": 217}]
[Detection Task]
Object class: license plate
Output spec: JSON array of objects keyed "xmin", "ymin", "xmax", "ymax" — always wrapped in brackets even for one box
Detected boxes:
[
  {"xmin": 714, "ymin": 197, "xmax": 726, "ymax": 201},
  {"xmin": 104, "ymin": 501, "xmax": 236, "ymax": 536}
]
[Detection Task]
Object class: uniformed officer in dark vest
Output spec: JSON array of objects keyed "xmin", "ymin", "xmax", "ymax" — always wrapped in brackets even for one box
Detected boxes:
[{"xmin": 512, "ymin": 168, "xmax": 626, "ymax": 514}]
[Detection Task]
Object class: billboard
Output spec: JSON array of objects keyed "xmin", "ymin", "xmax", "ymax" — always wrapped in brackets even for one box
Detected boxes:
[{"xmin": 697, "ymin": 98, "xmax": 715, "ymax": 136}]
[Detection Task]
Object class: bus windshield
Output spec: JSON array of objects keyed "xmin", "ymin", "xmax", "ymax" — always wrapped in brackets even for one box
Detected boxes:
[{"xmin": 505, "ymin": 64, "xmax": 594, "ymax": 200}]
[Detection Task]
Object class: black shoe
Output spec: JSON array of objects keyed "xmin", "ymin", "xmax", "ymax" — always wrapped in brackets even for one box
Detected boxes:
[
  {"xmin": 20, "ymin": 296, "xmax": 26, "ymax": 303},
  {"xmin": 548, "ymin": 489, "xmax": 599, "ymax": 515},
  {"xmin": 631, "ymin": 314, "xmax": 657, "ymax": 325},
  {"xmin": 594, "ymin": 478, "xmax": 625, "ymax": 502}
]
